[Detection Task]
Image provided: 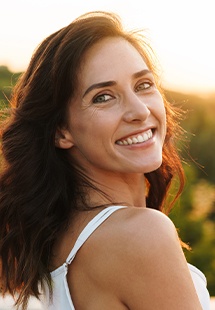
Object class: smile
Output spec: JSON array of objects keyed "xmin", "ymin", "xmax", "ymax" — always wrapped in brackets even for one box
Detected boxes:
[{"xmin": 116, "ymin": 129, "xmax": 153, "ymax": 145}]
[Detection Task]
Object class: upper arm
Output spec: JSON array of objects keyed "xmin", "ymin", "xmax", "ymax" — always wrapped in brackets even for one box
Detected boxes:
[{"xmin": 112, "ymin": 208, "xmax": 202, "ymax": 310}]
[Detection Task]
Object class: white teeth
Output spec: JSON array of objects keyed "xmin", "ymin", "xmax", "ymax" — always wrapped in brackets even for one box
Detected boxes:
[
  {"xmin": 116, "ymin": 129, "xmax": 153, "ymax": 145},
  {"xmin": 127, "ymin": 138, "xmax": 133, "ymax": 145},
  {"xmin": 137, "ymin": 135, "xmax": 144, "ymax": 143},
  {"xmin": 143, "ymin": 133, "xmax": 148, "ymax": 141},
  {"xmin": 132, "ymin": 137, "xmax": 138, "ymax": 144},
  {"xmin": 148, "ymin": 130, "xmax": 152, "ymax": 139}
]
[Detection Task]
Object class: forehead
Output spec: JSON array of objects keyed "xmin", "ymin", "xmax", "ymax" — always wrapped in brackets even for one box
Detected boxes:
[{"xmin": 78, "ymin": 37, "xmax": 149, "ymax": 86}]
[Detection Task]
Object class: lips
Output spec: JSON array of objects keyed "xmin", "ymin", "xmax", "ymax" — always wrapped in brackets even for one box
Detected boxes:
[{"xmin": 116, "ymin": 129, "xmax": 153, "ymax": 145}]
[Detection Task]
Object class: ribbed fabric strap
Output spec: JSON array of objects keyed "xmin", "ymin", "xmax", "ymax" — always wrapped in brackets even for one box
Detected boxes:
[{"xmin": 66, "ymin": 206, "xmax": 126, "ymax": 265}]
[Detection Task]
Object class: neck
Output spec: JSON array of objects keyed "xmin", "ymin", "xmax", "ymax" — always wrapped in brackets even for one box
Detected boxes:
[{"xmin": 81, "ymin": 169, "xmax": 147, "ymax": 208}]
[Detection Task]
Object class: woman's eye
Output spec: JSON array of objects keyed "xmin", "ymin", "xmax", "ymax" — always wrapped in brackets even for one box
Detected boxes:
[
  {"xmin": 93, "ymin": 94, "xmax": 113, "ymax": 104},
  {"xmin": 135, "ymin": 82, "xmax": 152, "ymax": 92}
]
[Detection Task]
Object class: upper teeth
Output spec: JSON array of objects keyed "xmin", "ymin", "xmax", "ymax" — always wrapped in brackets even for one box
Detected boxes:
[{"xmin": 116, "ymin": 129, "xmax": 153, "ymax": 145}]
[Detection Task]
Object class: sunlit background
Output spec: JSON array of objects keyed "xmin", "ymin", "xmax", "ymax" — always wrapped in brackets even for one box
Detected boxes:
[
  {"xmin": 0, "ymin": 0, "xmax": 215, "ymax": 305},
  {"xmin": 0, "ymin": 0, "xmax": 215, "ymax": 95}
]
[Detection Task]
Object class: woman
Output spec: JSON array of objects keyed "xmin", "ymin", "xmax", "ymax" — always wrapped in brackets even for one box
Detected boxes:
[{"xmin": 0, "ymin": 11, "xmax": 210, "ymax": 310}]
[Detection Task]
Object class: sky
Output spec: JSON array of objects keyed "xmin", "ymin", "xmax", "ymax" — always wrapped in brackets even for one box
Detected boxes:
[{"xmin": 0, "ymin": 0, "xmax": 215, "ymax": 95}]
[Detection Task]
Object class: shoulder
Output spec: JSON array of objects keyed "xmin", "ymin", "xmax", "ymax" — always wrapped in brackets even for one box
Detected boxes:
[
  {"xmin": 91, "ymin": 207, "xmax": 201, "ymax": 308},
  {"xmin": 112, "ymin": 207, "xmax": 180, "ymax": 264},
  {"xmin": 112, "ymin": 207, "xmax": 182, "ymax": 269},
  {"xmin": 68, "ymin": 207, "xmax": 202, "ymax": 309},
  {"xmin": 78, "ymin": 207, "xmax": 180, "ymax": 278},
  {"xmin": 106, "ymin": 207, "xmax": 179, "ymax": 253},
  {"xmin": 86, "ymin": 205, "xmax": 178, "ymax": 253},
  {"xmin": 107, "ymin": 207, "xmax": 201, "ymax": 309},
  {"xmin": 118, "ymin": 206, "xmax": 177, "ymax": 238}
]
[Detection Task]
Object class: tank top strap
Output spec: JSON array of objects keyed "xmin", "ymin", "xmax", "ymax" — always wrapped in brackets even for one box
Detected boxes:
[{"xmin": 66, "ymin": 205, "xmax": 126, "ymax": 265}]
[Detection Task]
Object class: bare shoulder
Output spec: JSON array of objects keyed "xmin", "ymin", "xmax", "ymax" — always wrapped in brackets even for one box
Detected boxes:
[
  {"xmin": 73, "ymin": 206, "xmax": 180, "ymax": 280},
  {"xmin": 109, "ymin": 207, "xmax": 182, "ymax": 271},
  {"xmin": 106, "ymin": 207, "xmax": 202, "ymax": 309},
  {"xmin": 98, "ymin": 207, "xmax": 179, "ymax": 255},
  {"xmin": 92, "ymin": 207, "xmax": 201, "ymax": 309},
  {"xmin": 67, "ymin": 207, "xmax": 202, "ymax": 309},
  {"xmin": 106, "ymin": 207, "xmax": 181, "ymax": 267},
  {"xmin": 115, "ymin": 206, "xmax": 178, "ymax": 243},
  {"xmin": 77, "ymin": 206, "xmax": 180, "ymax": 270}
]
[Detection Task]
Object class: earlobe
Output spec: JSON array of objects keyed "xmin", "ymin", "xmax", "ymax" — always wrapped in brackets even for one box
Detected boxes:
[{"xmin": 55, "ymin": 128, "xmax": 74, "ymax": 149}]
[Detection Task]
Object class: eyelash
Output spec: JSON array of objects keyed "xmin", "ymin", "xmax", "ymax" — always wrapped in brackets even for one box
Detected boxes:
[
  {"xmin": 93, "ymin": 94, "xmax": 114, "ymax": 104},
  {"xmin": 92, "ymin": 81, "xmax": 154, "ymax": 104},
  {"xmin": 135, "ymin": 81, "xmax": 153, "ymax": 92}
]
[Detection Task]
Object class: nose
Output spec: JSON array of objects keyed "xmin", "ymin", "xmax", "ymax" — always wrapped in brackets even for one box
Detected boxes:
[{"xmin": 122, "ymin": 91, "xmax": 150, "ymax": 123}]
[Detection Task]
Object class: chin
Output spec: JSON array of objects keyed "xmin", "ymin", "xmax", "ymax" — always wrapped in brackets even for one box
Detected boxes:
[{"xmin": 143, "ymin": 158, "xmax": 163, "ymax": 174}]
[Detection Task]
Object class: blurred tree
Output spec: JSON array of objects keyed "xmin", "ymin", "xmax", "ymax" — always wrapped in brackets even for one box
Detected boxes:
[
  {"xmin": 0, "ymin": 66, "xmax": 21, "ymax": 108},
  {"xmin": 166, "ymin": 90, "xmax": 215, "ymax": 183},
  {"xmin": 169, "ymin": 165, "xmax": 215, "ymax": 296},
  {"xmin": 166, "ymin": 91, "xmax": 215, "ymax": 295}
]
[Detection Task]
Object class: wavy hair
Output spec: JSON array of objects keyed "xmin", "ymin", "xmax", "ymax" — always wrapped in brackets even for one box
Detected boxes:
[{"xmin": 0, "ymin": 11, "xmax": 184, "ymax": 309}]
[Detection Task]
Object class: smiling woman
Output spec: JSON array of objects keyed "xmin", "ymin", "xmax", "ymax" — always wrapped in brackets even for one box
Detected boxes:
[
  {"xmin": 58, "ymin": 37, "xmax": 166, "ymax": 176},
  {"xmin": 0, "ymin": 11, "xmax": 210, "ymax": 310}
]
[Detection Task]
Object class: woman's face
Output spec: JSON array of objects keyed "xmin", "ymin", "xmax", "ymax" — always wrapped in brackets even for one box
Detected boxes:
[{"xmin": 62, "ymin": 37, "xmax": 166, "ymax": 175}]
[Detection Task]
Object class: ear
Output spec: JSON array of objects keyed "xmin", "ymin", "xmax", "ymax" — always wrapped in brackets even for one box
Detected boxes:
[{"xmin": 55, "ymin": 127, "xmax": 74, "ymax": 149}]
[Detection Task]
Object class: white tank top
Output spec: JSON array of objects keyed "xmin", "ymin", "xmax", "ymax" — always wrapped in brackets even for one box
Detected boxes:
[{"xmin": 41, "ymin": 206, "xmax": 210, "ymax": 309}]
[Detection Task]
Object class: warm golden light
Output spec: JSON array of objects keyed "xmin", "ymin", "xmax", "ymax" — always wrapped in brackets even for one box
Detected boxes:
[{"xmin": 0, "ymin": 0, "xmax": 214, "ymax": 95}]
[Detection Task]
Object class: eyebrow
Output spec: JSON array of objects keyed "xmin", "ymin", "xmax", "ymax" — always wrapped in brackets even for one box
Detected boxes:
[
  {"xmin": 133, "ymin": 69, "xmax": 152, "ymax": 79},
  {"xmin": 82, "ymin": 69, "xmax": 152, "ymax": 98}
]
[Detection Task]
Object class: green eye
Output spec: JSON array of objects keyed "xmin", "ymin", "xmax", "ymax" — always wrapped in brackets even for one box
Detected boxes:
[
  {"xmin": 93, "ymin": 94, "xmax": 113, "ymax": 104},
  {"xmin": 136, "ymin": 82, "xmax": 152, "ymax": 91}
]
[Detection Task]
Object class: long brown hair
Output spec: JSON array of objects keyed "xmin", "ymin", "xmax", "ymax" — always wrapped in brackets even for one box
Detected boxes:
[{"xmin": 0, "ymin": 11, "xmax": 184, "ymax": 309}]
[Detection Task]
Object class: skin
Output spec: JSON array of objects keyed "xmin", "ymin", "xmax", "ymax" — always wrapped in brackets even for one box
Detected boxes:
[
  {"xmin": 57, "ymin": 37, "xmax": 166, "ymax": 208},
  {"xmin": 53, "ymin": 37, "xmax": 202, "ymax": 309}
]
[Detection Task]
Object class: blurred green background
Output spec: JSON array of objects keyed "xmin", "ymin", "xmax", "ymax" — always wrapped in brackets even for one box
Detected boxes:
[{"xmin": 0, "ymin": 65, "xmax": 215, "ymax": 296}]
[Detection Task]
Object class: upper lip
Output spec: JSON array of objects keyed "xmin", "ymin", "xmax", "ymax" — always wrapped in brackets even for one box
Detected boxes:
[{"xmin": 116, "ymin": 126, "xmax": 155, "ymax": 142}]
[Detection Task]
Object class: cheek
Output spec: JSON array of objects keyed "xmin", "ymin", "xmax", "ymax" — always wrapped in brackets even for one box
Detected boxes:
[
  {"xmin": 153, "ymin": 96, "xmax": 166, "ymax": 125},
  {"xmin": 162, "ymin": 109, "xmax": 167, "ymax": 143},
  {"xmin": 69, "ymin": 113, "xmax": 106, "ymax": 149},
  {"xmin": 163, "ymin": 108, "xmax": 167, "ymax": 134},
  {"xmin": 158, "ymin": 95, "xmax": 166, "ymax": 125},
  {"xmin": 153, "ymin": 97, "xmax": 167, "ymax": 143}
]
